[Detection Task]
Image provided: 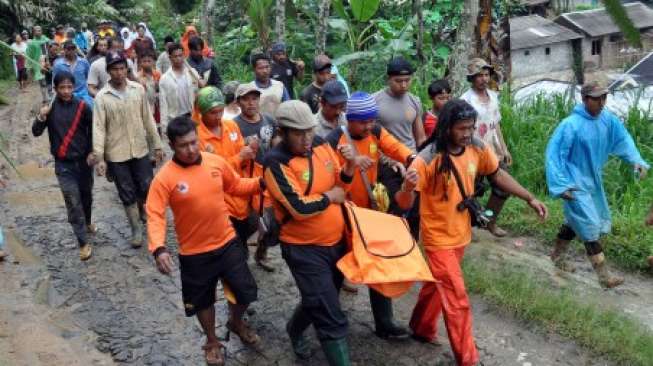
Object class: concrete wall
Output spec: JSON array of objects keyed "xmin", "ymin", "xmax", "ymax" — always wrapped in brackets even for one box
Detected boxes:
[
  {"xmin": 512, "ymin": 41, "xmax": 575, "ymax": 79},
  {"xmin": 580, "ymin": 31, "xmax": 653, "ymax": 70}
]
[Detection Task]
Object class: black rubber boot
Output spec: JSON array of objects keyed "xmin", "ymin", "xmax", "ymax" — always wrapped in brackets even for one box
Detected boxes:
[
  {"xmin": 320, "ymin": 338, "xmax": 351, "ymax": 366},
  {"xmin": 369, "ymin": 288, "xmax": 409, "ymax": 340},
  {"xmin": 286, "ymin": 305, "xmax": 313, "ymax": 360}
]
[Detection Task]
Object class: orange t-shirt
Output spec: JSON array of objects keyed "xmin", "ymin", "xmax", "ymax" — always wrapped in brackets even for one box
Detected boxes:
[
  {"xmin": 264, "ymin": 137, "xmax": 352, "ymax": 246},
  {"xmin": 326, "ymin": 125, "xmax": 412, "ymax": 208},
  {"xmin": 146, "ymin": 152, "xmax": 261, "ymax": 255},
  {"xmin": 197, "ymin": 120, "xmax": 252, "ymax": 219},
  {"xmin": 413, "ymin": 141, "xmax": 499, "ymax": 251}
]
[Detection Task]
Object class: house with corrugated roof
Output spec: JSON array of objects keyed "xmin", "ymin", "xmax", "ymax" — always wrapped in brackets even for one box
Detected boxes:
[
  {"xmin": 555, "ymin": 2, "xmax": 653, "ymax": 70},
  {"xmin": 510, "ymin": 15, "xmax": 583, "ymax": 80}
]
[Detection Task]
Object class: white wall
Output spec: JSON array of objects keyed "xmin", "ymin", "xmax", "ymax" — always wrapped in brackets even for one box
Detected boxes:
[{"xmin": 512, "ymin": 41, "xmax": 575, "ymax": 79}]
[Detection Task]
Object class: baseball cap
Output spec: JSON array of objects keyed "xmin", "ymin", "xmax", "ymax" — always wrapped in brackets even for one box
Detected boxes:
[
  {"xmin": 222, "ymin": 81, "xmax": 240, "ymax": 97},
  {"xmin": 387, "ymin": 57, "xmax": 413, "ymax": 76},
  {"xmin": 105, "ymin": 50, "xmax": 127, "ymax": 69},
  {"xmin": 271, "ymin": 42, "xmax": 286, "ymax": 54},
  {"xmin": 313, "ymin": 54, "xmax": 332, "ymax": 73},
  {"xmin": 466, "ymin": 58, "xmax": 494, "ymax": 79},
  {"xmin": 581, "ymin": 80, "xmax": 609, "ymax": 97},
  {"xmin": 321, "ymin": 80, "xmax": 348, "ymax": 105},
  {"xmin": 275, "ymin": 101, "xmax": 318, "ymax": 130},
  {"xmin": 197, "ymin": 86, "xmax": 226, "ymax": 114},
  {"xmin": 235, "ymin": 83, "xmax": 261, "ymax": 99}
]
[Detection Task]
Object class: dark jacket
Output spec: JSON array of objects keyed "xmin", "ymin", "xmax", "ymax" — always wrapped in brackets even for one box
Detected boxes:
[{"xmin": 32, "ymin": 96, "xmax": 93, "ymax": 161}]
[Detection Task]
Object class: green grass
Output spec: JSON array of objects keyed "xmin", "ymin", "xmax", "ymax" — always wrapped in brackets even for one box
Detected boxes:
[
  {"xmin": 498, "ymin": 94, "xmax": 653, "ymax": 271},
  {"xmin": 463, "ymin": 255, "xmax": 653, "ymax": 366}
]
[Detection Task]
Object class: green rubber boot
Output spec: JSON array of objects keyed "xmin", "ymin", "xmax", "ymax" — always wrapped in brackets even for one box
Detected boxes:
[
  {"xmin": 369, "ymin": 288, "xmax": 409, "ymax": 340},
  {"xmin": 320, "ymin": 338, "xmax": 351, "ymax": 366},
  {"xmin": 286, "ymin": 305, "xmax": 312, "ymax": 360}
]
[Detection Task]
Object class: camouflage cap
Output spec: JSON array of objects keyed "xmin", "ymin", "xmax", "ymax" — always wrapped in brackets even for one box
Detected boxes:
[
  {"xmin": 467, "ymin": 57, "xmax": 494, "ymax": 78},
  {"xmin": 580, "ymin": 80, "xmax": 609, "ymax": 97},
  {"xmin": 197, "ymin": 86, "xmax": 225, "ymax": 114},
  {"xmin": 275, "ymin": 100, "xmax": 318, "ymax": 130}
]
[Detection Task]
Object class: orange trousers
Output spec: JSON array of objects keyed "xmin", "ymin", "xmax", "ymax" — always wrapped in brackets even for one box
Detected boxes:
[{"xmin": 409, "ymin": 247, "xmax": 479, "ymax": 366}]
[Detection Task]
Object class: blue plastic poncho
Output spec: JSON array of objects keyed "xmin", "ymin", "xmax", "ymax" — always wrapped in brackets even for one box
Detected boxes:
[{"xmin": 545, "ymin": 104, "xmax": 649, "ymax": 241}]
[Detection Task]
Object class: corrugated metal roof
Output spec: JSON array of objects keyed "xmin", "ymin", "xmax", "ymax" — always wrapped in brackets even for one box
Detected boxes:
[
  {"xmin": 557, "ymin": 2, "xmax": 653, "ymax": 37},
  {"xmin": 510, "ymin": 15, "xmax": 583, "ymax": 50}
]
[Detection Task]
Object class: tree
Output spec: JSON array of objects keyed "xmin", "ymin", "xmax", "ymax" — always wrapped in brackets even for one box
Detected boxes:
[
  {"xmin": 413, "ymin": 0, "xmax": 424, "ymax": 63},
  {"xmin": 275, "ymin": 0, "xmax": 285, "ymax": 42},
  {"xmin": 247, "ymin": 0, "xmax": 274, "ymax": 51},
  {"xmin": 201, "ymin": 0, "xmax": 216, "ymax": 45},
  {"xmin": 316, "ymin": 0, "xmax": 330, "ymax": 54},
  {"xmin": 447, "ymin": 0, "xmax": 478, "ymax": 95}
]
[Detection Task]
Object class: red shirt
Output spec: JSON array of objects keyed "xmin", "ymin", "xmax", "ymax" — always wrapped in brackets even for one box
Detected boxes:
[{"xmin": 424, "ymin": 111, "xmax": 438, "ymax": 138}]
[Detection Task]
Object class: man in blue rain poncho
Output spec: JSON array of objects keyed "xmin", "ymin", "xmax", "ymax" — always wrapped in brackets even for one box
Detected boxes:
[{"xmin": 545, "ymin": 80, "xmax": 649, "ymax": 288}]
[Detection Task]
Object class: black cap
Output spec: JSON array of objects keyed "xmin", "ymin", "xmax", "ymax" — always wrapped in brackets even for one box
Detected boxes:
[
  {"xmin": 106, "ymin": 50, "xmax": 127, "ymax": 69},
  {"xmin": 63, "ymin": 40, "xmax": 76, "ymax": 49},
  {"xmin": 321, "ymin": 80, "xmax": 348, "ymax": 105},
  {"xmin": 387, "ymin": 57, "xmax": 414, "ymax": 76}
]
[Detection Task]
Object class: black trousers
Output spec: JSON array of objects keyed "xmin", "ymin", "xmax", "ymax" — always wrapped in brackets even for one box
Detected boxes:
[
  {"xmin": 281, "ymin": 241, "xmax": 348, "ymax": 341},
  {"xmin": 378, "ymin": 163, "xmax": 420, "ymax": 238},
  {"xmin": 54, "ymin": 159, "xmax": 94, "ymax": 246},
  {"xmin": 107, "ymin": 156, "xmax": 153, "ymax": 206}
]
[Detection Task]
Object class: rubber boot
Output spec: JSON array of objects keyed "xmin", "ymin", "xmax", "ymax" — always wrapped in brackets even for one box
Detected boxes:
[
  {"xmin": 320, "ymin": 338, "xmax": 351, "ymax": 366},
  {"xmin": 485, "ymin": 194, "xmax": 507, "ymax": 237},
  {"xmin": 124, "ymin": 204, "xmax": 143, "ymax": 248},
  {"xmin": 138, "ymin": 201, "xmax": 147, "ymax": 223},
  {"xmin": 550, "ymin": 238, "xmax": 576, "ymax": 272},
  {"xmin": 369, "ymin": 288, "xmax": 409, "ymax": 340},
  {"xmin": 286, "ymin": 305, "xmax": 313, "ymax": 360},
  {"xmin": 589, "ymin": 253, "xmax": 624, "ymax": 289}
]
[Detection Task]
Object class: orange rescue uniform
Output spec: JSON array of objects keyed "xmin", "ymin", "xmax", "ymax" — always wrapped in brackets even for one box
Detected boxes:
[
  {"xmin": 408, "ymin": 141, "xmax": 499, "ymax": 366},
  {"xmin": 197, "ymin": 120, "xmax": 253, "ymax": 220},
  {"xmin": 146, "ymin": 152, "xmax": 261, "ymax": 256},
  {"xmin": 326, "ymin": 125, "xmax": 412, "ymax": 208},
  {"xmin": 264, "ymin": 137, "xmax": 352, "ymax": 246}
]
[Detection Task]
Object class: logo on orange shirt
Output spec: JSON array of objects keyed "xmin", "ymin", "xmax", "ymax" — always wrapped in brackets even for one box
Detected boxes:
[
  {"xmin": 229, "ymin": 132, "xmax": 238, "ymax": 141},
  {"xmin": 177, "ymin": 181, "xmax": 189, "ymax": 194},
  {"xmin": 302, "ymin": 170, "xmax": 310, "ymax": 182},
  {"xmin": 467, "ymin": 163, "xmax": 477, "ymax": 177},
  {"xmin": 324, "ymin": 159, "xmax": 334, "ymax": 173},
  {"xmin": 369, "ymin": 143, "xmax": 378, "ymax": 155}
]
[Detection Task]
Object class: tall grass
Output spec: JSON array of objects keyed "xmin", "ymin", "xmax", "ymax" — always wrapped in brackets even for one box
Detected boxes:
[
  {"xmin": 499, "ymin": 93, "xmax": 653, "ymax": 271},
  {"xmin": 463, "ymin": 255, "xmax": 653, "ymax": 366}
]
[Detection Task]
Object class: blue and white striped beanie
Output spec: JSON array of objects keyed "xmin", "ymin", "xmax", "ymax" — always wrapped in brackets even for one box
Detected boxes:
[{"xmin": 346, "ymin": 91, "xmax": 379, "ymax": 122}]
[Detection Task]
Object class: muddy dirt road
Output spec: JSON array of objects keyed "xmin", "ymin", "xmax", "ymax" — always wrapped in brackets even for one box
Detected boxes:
[{"xmin": 0, "ymin": 85, "xmax": 623, "ymax": 365}]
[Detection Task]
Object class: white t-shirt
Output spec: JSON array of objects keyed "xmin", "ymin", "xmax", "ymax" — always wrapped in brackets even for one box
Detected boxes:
[
  {"xmin": 88, "ymin": 57, "xmax": 135, "ymax": 90},
  {"xmin": 461, "ymin": 88, "xmax": 503, "ymax": 158},
  {"xmin": 172, "ymin": 70, "xmax": 192, "ymax": 115},
  {"xmin": 11, "ymin": 42, "xmax": 27, "ymax": 55}
]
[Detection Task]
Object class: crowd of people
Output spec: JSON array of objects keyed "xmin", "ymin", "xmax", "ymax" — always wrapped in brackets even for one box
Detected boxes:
[{"xmin": 3, "ymin": 19, "xmax": 653, "ymax": 366}]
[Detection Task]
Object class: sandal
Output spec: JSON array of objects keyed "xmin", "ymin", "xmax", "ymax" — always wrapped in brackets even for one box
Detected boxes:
[
  {"xmin": 202, "ymin": 342, "xmax": 225, "ymax": 366},
  {"xmin": 226, "ymin": 320, "xmax": 260, "ymax": 345}
]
